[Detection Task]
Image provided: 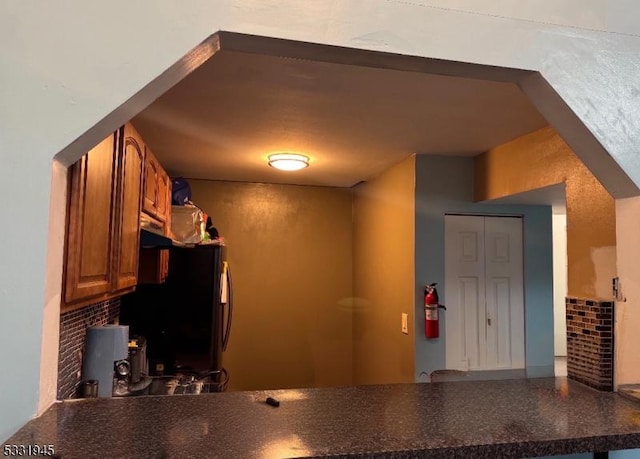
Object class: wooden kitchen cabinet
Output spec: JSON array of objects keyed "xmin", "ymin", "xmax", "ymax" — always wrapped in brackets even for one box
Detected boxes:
[
  {"xmin": 157, "ymin": 167, "xmax": 171, "ymax": 221},
  {"xmin": 138, "ymin": 135, "xmax": 172, "ymax": 285},
  {"xmin": 114, "ymin": 124, "xmax": 145, "ymax": 291},
  {"xmin": 138, "ymin": 248, "xmax": 170, "ymax": 284},
  {"xmin": 143, "ymin": 149, "xmax": 159, "ymax": 218},
  {"xmin": 142, "ymin": 147, "xmax": 170, "ymax": 223},
  {"xmin": 63, "ymin": 125, "xmax": 144, "ymax": 308},
  {"xmin": 63, "ymin": 133, "xmax": 119, "ymax": 305},
  {"xmin": 63, "ymin": 123, "xmax": 173, "ymax": 309}
]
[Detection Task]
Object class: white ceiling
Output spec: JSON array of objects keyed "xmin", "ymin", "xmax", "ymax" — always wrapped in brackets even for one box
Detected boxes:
[{"xmin": 133, "ymin": 48, "xmax": 548, "ymax": 188}]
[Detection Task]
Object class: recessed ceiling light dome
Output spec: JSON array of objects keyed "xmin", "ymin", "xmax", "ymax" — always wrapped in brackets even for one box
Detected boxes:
[{"xmin": 268, "ymin": 153, "xmax": 310, "ymax": 171}]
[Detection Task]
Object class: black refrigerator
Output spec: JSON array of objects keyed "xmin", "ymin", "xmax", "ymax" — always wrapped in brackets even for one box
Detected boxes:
[{"xmin": 121, "ymin": 244, "xmax": 232, "ymax": 390}]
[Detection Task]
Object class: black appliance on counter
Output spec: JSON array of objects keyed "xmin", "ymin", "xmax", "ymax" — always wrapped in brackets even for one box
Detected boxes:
[{"xmin": 121, "ymin": 244, "xmax": 232, "ymax": 392}]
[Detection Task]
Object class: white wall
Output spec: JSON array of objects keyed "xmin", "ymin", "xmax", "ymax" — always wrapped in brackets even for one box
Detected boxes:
[
  {"xmin": 38, "ymin": 161, "xmax": 67, "ymax": 414},
  {"xmin": 3, "ymin": 0, "xmax": 640, "ymax": 442},
  {"xmin": 553, "ymin": 210, "xmax": 568, "ymax": 356}
]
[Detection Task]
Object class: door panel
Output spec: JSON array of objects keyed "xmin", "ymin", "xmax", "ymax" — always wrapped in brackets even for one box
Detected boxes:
[
  {"xmin": 485, "ymin": 217, "xmax": 524, "ymax": 370},
  {"xmin": 445, "ymin": 215, "xmax": 524, "ymax": 371},
  {"xmin": 115, "ymin": 126, "xmax": 145, "ymax": 290},
  {"xmin": 461, "ymin": 232, "xmax": 479, "ymax": 262},
  {"xmin": 143, "ymin": 148, "xmax": 158, "ymax": 216},
  {"xmin": 156, "ymin": 169, "xmax": 170, "ymax": 221},
  {"xmin": 64, "ymin": 134, "xmax": 118, "ymax": 303},
  {"xmin": 445, "ymin": 215, "xmax": 485, "ymax": 370},
  {"xmin": 486, "ymin": 277, "xmax": 511, "ymax": 368},
  {"xmin": 460, "ymin": 276, "xmax": 480, "ymax": 370}
]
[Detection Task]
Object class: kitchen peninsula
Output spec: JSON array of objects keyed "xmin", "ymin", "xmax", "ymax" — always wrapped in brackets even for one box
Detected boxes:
[{"xmin": 6, "ymin": 378, "xmax": 640, "ymax": 458}]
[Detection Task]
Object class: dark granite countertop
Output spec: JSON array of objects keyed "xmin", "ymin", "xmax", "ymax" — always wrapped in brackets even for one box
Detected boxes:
[{"xmin": 6, "ymin": 378, "xmax": 640, "ymax": 458}]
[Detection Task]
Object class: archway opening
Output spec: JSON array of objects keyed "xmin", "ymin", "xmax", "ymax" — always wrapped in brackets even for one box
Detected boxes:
[{"xmin": 46, "ymin": 32, "xmax": 635, "ymax": 402}]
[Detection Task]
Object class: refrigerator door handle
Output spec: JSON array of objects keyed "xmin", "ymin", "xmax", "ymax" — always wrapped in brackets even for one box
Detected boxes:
[{"xmin": 222, "ymin": 264, "xmax": 233, "ymax": 352}]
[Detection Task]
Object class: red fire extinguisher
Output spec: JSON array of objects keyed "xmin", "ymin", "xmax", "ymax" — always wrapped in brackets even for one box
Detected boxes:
[{"xmin": 425, "ymin": 283, "xmax": 446, "ymax": 339}]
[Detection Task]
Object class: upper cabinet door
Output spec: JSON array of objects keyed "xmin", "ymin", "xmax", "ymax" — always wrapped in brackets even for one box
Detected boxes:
[
  {"xmin": 143, "ymin": 148, "xmax": 159, "ymax": 217},
  {"xmin": 64, "ymin": 133, "xmax": 118, "ymax": 303},
  {"xmin": 142, "ymin": 146, "xmax": 170, "ymax": 223},
  {"xmin": 114, "ymin": 125, "xmax": 145, "ymax": 291},
  {"xmin": 156, "ymin": 168, "xmax": 170, "ymax": 222}
]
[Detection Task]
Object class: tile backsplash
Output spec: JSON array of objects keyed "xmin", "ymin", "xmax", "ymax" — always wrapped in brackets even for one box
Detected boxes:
[
  {"xmin": 57, "ymin": 298, "xmax": 121, "ymax": 399},
  {"xmin": 566, "ymin": 297, "xmax": 614, "ymax": 392}
]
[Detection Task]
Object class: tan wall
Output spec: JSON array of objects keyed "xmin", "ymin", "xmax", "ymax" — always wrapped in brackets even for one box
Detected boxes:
[
  {"xmin": 352, "ymin": 156, "xmax": 416, "ymax": 385},
  {"xmin": 190, "ymin": 180, "xmax": 353, "ymax": 391},
  {"xmin": 474, "ymin": 126, "xmax": 616, "ymax": 299},
  {"xmin": 614, "ymin": 197, "xmax": 640, "ymax": 387}
]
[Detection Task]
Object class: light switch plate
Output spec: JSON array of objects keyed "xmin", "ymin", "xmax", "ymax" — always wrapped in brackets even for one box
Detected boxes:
[{"xmin": 401, "ymin": 313, "xmax": 408, "ymax": 334}]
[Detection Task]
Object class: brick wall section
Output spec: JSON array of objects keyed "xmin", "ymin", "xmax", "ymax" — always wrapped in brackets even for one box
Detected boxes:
[
  {"xmin": 566, "ymin": 297, "xmax": 614, "ymax": 391},
  {"xmin": 57, "ymin": 298, "xmax": 121, "ymax": 399}
]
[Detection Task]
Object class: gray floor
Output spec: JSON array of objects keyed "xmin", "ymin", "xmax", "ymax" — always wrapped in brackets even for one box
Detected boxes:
[
  {"xmin": 430, "ymin": 368, "xmax": 527, "ymax": 382},
  {"xmin": 426, "ymin": 356, "xmax": 568, "ymax": 383}
]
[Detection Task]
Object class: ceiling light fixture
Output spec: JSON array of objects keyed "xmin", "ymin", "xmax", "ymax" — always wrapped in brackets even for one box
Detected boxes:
[{"xmin": 268, "ymin": 153, "xmax": 310, "ymax": 171}]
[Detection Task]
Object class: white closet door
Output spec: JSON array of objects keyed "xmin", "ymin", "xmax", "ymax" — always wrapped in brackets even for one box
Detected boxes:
[
  {"xmin": 444, "ymin": 215, "xmax": 486, "ymax": 371},
  {"xmin": 484, "ymin": 217, "xmax": 525, "ymax": 369},
  {"xmin": 445, "ymin": 215, "xmax": 524, "ymax": 371}
]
